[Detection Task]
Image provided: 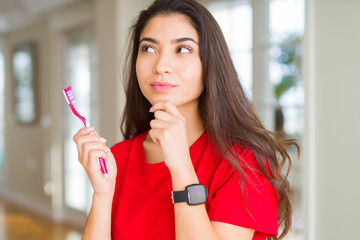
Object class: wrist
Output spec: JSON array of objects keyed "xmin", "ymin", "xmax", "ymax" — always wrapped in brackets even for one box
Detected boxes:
[
  {"xmin": 91, "ymin": 177, "xmax": 116, "ymax": 198},
  {"xmin": 166, "ymin": 154, "xmax": 193, "ymax": 173},
  {"xmin": 172, "ymin": 184, "xmax": 208, "ymax": 205},
  {"xmin": 169, "ymin": 161, "xmax": 199, "ymax": 191},
  {"xmin": 93, "ymin": 192, "xmax": 114, "ymax": 205}
]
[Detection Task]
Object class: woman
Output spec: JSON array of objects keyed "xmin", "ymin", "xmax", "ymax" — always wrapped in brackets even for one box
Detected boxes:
[{"xmin": 73, "ymin": 0, "xmax": 298, "ymax": 239}]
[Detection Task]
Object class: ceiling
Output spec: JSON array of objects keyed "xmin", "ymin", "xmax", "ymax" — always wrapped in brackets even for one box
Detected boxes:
[{"xmin": 0, "ymin": 0, "xmax": 77, "ymax": 34}]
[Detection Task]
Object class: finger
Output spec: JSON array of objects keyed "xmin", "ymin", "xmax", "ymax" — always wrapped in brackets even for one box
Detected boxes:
[
  {"xmin": 73, "ymin": 126, "xmax": 95, "ymax": 142},
  {"xmin": 148, "ymin": 128, "xmax": 163, "ymax": 145},
  {"xmin": 153, "ymin": 110, "xmax": 173, "ymax": 122},
  {"xmin": 75, "ymin": 134, "xmax": 107, "ymax": 145},
  {"xmin": 82, "ymin": 142, "xmax": 110, "ymax": 153},
  {"xmin": 153, "ymin": 106, "xmax": 186, "ymax": 130},
  {"xmin": 74, "ymin": 134, "xmax": 107, "ymax": 155},
  {"xmin": 104, "ymin": 152, "xmax": 117, "ymax": 177},
  {"xmin": 150, "ymin": 101, "xmax": 182, "ymax": 118},
  {"xmin": 150, "ymin": 119, "xmax": 171, "ymax": 129},
  {"xmin": 81, "ymin": 142, "xmax": 110, "ymax": 165},
  {"xmin": 87, "ymin": 149, "xmax": 110, "ymax": 175},
  {"xmin": 150, "ymin": 100, "xmax": 172, "ymax": 112}
]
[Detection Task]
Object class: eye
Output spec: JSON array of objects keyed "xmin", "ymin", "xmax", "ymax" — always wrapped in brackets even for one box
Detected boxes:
[
  {"xmin": 177, "ymin": 46, "xmax": 192, "ymax": 54},
  {"xmin": 141, "ymin": 45, "xmax": 156, "ymax": 53}
]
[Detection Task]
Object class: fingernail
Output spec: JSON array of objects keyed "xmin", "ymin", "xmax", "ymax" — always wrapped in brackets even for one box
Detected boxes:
[
  {"xmin": 100, "ymin": 137, "xmax": 107, "ymax": 143},
  {"xmin": 106, "ymin": 147, "xmax": 111, "ymax": 152},
  {"xmin": 149, "ymin": 106, "xmax": 154, "ymax": 112}
]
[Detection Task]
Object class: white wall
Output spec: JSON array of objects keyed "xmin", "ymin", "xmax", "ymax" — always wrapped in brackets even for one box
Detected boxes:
[{"xmin": 304, "ymin": 0, "xmax": 360, "ymax": 239}]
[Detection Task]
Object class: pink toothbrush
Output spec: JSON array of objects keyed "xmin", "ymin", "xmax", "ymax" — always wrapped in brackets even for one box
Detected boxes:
[{"xmin": 63, "ymin": 85, "xmax": 109, "ymax": 178}]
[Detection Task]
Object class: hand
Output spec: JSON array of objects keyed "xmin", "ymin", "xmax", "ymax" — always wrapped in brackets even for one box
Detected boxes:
[
  {"xmin": 73, "ymin": 127, "xmax": 117, "ymax": 197},
  {"xmin": 149, "ymin": 101, "xmax": 192, "ymax": 171}
]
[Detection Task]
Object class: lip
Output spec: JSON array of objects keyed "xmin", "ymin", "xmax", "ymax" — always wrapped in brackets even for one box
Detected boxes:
[{"xmin": 150, "ymin": 81, "xmax": 177, "ymax": 92}]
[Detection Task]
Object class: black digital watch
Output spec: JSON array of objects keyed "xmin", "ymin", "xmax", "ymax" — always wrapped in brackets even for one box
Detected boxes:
[{"xmin": 171, "ymin": 184, "xmax": 208, "ymax": 205}]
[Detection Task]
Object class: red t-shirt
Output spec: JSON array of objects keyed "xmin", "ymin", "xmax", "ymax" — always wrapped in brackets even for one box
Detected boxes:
[{"xmin": 111, "ymin": 131, "xmax": 278, "ymax": 240}]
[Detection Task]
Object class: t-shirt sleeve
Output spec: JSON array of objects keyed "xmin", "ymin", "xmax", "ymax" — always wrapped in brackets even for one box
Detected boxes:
[{"xmin": 207, "ymin": 151, "xmax": 278, "ymax": 238}]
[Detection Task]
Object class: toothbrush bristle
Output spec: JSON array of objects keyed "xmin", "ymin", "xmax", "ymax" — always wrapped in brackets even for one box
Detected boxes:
[
  {"xmin": 63, "ymin": 85, "xmax": 76, "ymax": 103},
  {"xmin": 66, "ymin": 90, "xmax": 76, "ymax": 102}
]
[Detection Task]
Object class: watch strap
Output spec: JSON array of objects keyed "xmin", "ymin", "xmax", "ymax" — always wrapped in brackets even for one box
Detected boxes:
[{"xmin": 171, "ymin": 190, "xmax": 187, "ymax": 204}]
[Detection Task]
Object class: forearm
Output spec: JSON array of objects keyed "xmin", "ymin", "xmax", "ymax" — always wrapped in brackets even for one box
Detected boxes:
[
  {"xmin": 82, "ymin": 194, "xmax": 113, "ymax": 240},
  {"xmin": 170, "ymin": 163, "xmax": 220, "ymax": 240}
]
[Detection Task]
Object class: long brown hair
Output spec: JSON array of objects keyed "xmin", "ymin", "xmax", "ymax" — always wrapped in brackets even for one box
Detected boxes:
[{"xmin": 121, "ymin": 0, "xmax": 299, "ymax": 238}]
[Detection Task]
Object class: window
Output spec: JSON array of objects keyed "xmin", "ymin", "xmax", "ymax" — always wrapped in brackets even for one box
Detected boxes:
[
  {"xmin": 269, "ymin": 2, "xmax": 304, "ymax": 239},
  {"xmin": 207, "ymin": 1, "xmax": 304, "ymax": 239},
  {"xmin": 269, "ymin": 0, "xmax": 304, "ymax": 137},
  {"xmin": 62, "ymin": 26, "xmax": 97, "ymax": 213},
  {"xmin": 207, "ymin": 0, "xmax": 253, "ymax": 98}
]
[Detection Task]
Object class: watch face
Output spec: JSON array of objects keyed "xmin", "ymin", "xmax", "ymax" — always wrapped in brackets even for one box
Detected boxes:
[{"xmin": 187, "ymin": 184, "xmax": 208, "ymax": 205}]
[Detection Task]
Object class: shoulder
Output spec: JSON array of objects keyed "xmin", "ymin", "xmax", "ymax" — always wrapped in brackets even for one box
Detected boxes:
[
  {"xmin": 230, "ymin": 144, "xmax": 269, "ymax": 177},
  {"xmin": 209, "ymin": 143, "xmax": 276, "ymax": 210},
  {"xmin": 215, "ymin": 144, "xmax": 259, "ymax": 176},
  {"xmin": 207, "ymin": 144, "xmax": 278, "ymax": 238},
  {"xmin": 202, "ymin": 143, "xmax": 258, "ymax": 193},
  {"xmin": 232, "ymin": 144, "xmax": 257, "ymax": 164},
  {"xmin": 230, "ymin": 144, "xmax": 275, "ymax": 191}
]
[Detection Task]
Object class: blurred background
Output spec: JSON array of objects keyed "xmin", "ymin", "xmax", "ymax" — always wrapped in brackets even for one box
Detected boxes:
[{"xmin": 0, "ymin": 0, "xmax": 359, "ymax": 239}]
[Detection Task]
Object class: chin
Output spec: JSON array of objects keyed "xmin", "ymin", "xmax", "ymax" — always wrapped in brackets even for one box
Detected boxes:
[
  {"xmin": 148, "ymin": 96, "xmax": 177, "ymax": 105},
  {"xmin": 146, "ymin": 94, "xmax": 199, "ymax": 109}
]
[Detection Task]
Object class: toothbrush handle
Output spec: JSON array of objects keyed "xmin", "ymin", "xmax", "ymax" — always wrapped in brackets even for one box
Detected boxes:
[
  {"xmin": 83, "ymin": 118, "xmax": 109, "ymax": 178},
  {"xmin": 64, "ymin": 88, "xmax": 109, "ymax": 178},
  {"xmin": 69, "ymin": 103, "xmax": 87, "ymax": 127},
  {"xmin": 99, "ymin": 157, "xmax": 109, "ymax": 177}
]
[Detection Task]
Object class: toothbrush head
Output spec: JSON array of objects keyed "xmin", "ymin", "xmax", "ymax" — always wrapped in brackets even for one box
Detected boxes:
[
  {"xmin": 63, "ymin": 85, "xmax": 76, "ymax": 104},
  {"xmin": 63, "ymin": 85, "xmax": 88, "ymax": 127}
]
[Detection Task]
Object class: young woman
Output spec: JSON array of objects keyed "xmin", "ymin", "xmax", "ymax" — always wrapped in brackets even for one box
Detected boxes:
[{"xmin": 73, "ymin": 0, "xmax": 298, "ymax": 239}]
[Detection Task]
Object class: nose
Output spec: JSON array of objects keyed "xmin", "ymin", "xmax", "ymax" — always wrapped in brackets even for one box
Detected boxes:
[{"xmin": 153, "ymin": 52, "xmax": 173, "ymax": 74}]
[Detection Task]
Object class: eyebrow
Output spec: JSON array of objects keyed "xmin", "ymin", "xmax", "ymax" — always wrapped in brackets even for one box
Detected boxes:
[{"xmin": 139, "ymin": 37, "xmax": 199, "ymax": 45}]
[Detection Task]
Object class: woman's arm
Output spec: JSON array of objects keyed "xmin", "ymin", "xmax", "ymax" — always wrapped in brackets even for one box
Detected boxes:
[
  {"xmin": 149, "ymin": 101, "xmax": 254, "ymax": 240},
  {"xmin": 82, "ymin": 194, "xmax": 113, "ymax": 240},
  {"xmin": 73, "ymin": 127, "xmax": 117, "ymax": 240},
  {"xmin": 169, "ymin": 162, "xmax": 255, "ymax": 240}
]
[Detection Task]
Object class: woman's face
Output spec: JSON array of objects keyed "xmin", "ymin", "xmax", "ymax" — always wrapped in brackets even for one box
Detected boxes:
[{"xmin": 136, "ymin": 14, "xmax": 203, "ymax": 110}]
